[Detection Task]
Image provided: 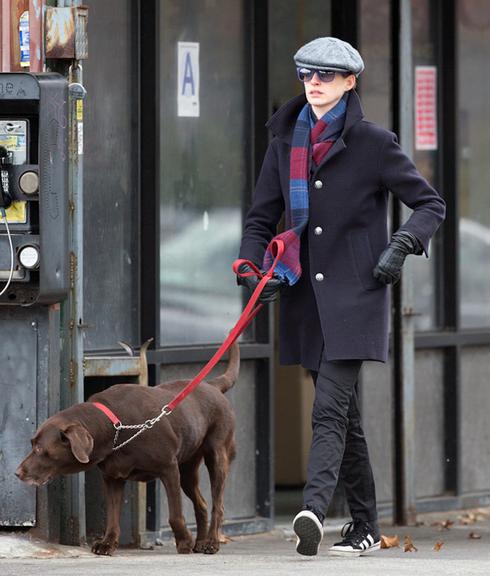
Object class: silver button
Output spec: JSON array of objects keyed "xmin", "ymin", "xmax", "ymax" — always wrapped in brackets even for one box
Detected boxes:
[
  {"xmin": 315, "ymin": 273, "xmax": 324, "ymax": 282},
  {"xmin": 314, "ymin": 226, "xmax": 323, "ymax": 236},
  {"xmin": 19, "ymin": 171, "xmax": 39, "ymax": 195},
  {"xmin": 314, "ymin": 180, "xmax": 323, "ymax": 189}
]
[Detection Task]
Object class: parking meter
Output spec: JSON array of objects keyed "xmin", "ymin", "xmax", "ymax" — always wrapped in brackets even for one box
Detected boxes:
[{"xmin": 0, "ymin": 73, "xmax": 69, "ymax": 305}]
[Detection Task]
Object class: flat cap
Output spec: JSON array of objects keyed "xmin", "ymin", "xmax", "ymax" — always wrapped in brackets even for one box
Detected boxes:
[{"xmin": 294, "ymin": 37, "xmax": 364, "ymax": 76}]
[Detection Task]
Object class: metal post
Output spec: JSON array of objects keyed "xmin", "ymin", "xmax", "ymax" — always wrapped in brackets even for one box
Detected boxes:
[
  {"xmin": 57, "ymin": 0, "xmax": 87, "ymax": 543},
  {"xmin": 58, "ymin": 65, "xmax": 86, "ymax": 545},
  {"xmin": 393, "ymin": 0, "xmax": 417, "ymax": 525}
]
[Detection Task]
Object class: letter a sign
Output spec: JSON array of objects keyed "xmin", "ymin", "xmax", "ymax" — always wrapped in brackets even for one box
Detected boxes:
[{"xmin": 178, "ymin": 42, "xmax": 200, "ymax": 117}]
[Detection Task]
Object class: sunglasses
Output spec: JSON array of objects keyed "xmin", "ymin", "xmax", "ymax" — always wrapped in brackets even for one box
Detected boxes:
[{"xmin": 296, "ymin": 67, "xmax": 350, "ymax": 83}]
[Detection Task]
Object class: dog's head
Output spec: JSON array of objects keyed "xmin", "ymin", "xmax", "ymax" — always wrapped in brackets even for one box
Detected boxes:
[{"xmin": 16, "ymin": 417, "xmax": 94, "ymax": 486}]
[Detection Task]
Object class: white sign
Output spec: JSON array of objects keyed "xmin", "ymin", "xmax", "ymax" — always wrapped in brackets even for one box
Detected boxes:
[
  {"xmin": 415, "ymin": 66, "xmax": 438, "ymax": 150},
  {"xmin": 178, "ymin": 42, "xmax": 200, "ymax": 117}
]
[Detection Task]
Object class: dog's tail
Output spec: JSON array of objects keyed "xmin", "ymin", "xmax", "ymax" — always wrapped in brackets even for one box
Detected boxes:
[{"xmin": 208, "ymin": 341, "xmax": 240, "ymax": 394}]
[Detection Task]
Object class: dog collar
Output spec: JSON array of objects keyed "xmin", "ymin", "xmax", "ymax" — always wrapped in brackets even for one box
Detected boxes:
[{"xmin": 92, "ymin": 402, "xmax": 121, "ymax": 426}]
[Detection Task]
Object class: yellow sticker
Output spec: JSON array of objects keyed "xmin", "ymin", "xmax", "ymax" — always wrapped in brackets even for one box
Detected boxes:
[
  {"xmin": 76, "ymin": 100, "xmax": 83, "ymax": 121},
  {"xmin": 4, "ymin": 201, "xmax": 27, "ymax": 223},
  {"xmin": 0, "ymin": 136, "xmax": 17, "ymax": 149}
]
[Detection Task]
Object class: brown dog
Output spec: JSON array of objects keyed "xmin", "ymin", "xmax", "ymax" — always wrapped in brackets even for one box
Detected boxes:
[{"xmin": 16, "ymin": 342, "xmax": 239, "ymax": 556}]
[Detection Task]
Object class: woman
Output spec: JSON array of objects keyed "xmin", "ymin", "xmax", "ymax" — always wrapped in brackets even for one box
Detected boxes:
[{"xmin": 236, "ymin": 37, "xmax": 446, "ymax": 557}]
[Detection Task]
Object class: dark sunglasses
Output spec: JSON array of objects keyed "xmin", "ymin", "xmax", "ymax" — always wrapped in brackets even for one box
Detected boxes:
[{"xmin": 296, "ymin": 67, "xmax": 350, "ymax": 83}]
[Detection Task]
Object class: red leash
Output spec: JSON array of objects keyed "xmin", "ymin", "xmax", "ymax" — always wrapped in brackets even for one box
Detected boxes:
[
  {"xmin": 93, "ymin": 239, "xmax": 284, "ymax": 448},
  {"xmin": 166, "ymin": 238, "xmax": 284, "ymax": 412}
]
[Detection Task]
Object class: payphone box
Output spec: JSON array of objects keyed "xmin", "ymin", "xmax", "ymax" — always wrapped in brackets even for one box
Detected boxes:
[{"xmin": 0, "ymin": 73, "xmax": 69, "ymax": 305}]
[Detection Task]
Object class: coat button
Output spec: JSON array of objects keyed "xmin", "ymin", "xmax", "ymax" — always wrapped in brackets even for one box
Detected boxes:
[
  {"xmin": 315, "ymin": 273, "xmax": 324, "ymax": 282},
  {"xmin": 314, "ymin": 226, "xmax": 323, "ymax": 235},
  {"xmin": 314, "ymin": 180, "xmax": 323, "ymax": 189}
]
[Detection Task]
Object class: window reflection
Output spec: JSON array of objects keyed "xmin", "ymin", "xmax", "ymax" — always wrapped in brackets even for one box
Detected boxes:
[
  {"xmin": 410, "ymin": 0, "xmax": 440, "ymax": 331},
  {"xmin": 159, "ymin": 0, "xmax": 246, "ymax": 345},
  {"xmin": 458, "ymin": 0, "xmax": 490, "ymax": 328},
  {"xmin": 161, "ymin": 208, "xmax": 242, "ymax": 345}
]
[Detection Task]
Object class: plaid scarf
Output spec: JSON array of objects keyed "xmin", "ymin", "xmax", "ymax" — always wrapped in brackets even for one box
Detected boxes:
[{"xmin": 262, "ymin": 95, "xmax": 347, "ymax": 285}]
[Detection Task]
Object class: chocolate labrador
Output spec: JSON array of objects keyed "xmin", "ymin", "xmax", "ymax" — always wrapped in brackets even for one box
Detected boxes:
[{"xmin": 16, "ymin": 342, "xmax": 239, "ymax": 556}]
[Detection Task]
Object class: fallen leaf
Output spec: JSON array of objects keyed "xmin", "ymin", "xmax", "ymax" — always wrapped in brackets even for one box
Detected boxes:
[
  {"xmin": 433, "ymin": 541, "xmax": 444, "ymax": 551},
  {"xmin": 469, "ymin": 532, "xmax": 482, "ymax": 540},
  {"xmin": 404, "ymin": 535, "xmax": 418, "ymax": 552},
  {"xmin": 381, "ymin": 534, "xmax": 400, "ymax": 549},
  {"xmin": 458, "ymin": 512, "xmax": 478, "ymax": 525},
  {"xmin": 431, "ymin": 519, "xmax": 454, "ymax": 530}
]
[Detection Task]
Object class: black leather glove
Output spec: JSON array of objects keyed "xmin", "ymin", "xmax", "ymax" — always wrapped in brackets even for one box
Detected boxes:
[
  {"xmin": 373, "ymin": 230, "xmax": 423, "ymax": 285},
  {"xmin": 236, "ymin": 262, "xmax": 286, "ymax": 303}
]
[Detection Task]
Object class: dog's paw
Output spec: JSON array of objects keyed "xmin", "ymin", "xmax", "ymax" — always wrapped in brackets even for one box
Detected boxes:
[
  {"xmin": 91, "ymin": 539, "xmax": 118, "ymax": 556},
  {"xmin": 176, "ymin": 540, "xmax": 194, "ymax": 554},
  {"xmin": 193, "ymin": 539, "xmax": 208, "ymax": 553},
  {"xmin": 203, "ymin": 539, "xmax": 220, "ymax": 554}
]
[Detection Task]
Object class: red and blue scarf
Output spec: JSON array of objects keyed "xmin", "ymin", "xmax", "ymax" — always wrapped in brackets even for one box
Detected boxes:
[{"xmin": 262, "ymin": 95, "xmax": 347, "ymax": 285}]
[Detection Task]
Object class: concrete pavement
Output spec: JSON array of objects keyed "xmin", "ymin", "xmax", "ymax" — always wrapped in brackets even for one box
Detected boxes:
[{"xmin": 1, "ymin": 507, "xmax": 490, "ymax": 575}]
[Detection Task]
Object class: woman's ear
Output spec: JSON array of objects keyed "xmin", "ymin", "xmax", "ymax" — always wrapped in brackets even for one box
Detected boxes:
[{"xmin": 346, "ymin": 75, "xmax": 357, "ymax": 91}]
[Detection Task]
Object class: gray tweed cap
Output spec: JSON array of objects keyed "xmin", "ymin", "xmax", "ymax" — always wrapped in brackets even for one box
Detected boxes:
[{"xmin": 294, "ymin": 37, "xmax": 364, "ymax": 76}]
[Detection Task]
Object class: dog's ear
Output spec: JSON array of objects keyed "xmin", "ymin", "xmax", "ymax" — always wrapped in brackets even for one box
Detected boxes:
[{"xmin": 61, "ymin": 424, "xmax": 94, "ymax": 464}]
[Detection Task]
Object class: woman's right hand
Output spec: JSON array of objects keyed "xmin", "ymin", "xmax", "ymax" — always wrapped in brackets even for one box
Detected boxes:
[{"xmin": 236, "ymin": 262, "xmax": 285, "ymax": 303}]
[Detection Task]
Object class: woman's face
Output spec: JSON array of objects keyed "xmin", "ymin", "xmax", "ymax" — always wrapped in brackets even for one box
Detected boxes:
[{"xmin": 304, "ymin": 71, "xmax": 356, "ymax": 116}]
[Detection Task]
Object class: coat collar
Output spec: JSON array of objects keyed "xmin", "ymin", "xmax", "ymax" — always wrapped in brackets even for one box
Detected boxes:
[{"xmin": 266, "ymin": 89, "xmax": 365, "ymax": 146}]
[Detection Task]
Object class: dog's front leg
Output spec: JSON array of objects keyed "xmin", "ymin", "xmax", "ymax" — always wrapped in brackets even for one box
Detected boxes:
[
  {"xmin": 92, "ymin": 476, "xmax": 125, "ymax": 556},
  {"xmin": 161, "ymin": 463, "xmax": 194, "ymax": 554}
]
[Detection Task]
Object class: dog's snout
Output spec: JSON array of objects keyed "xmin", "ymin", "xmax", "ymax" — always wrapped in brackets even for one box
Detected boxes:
[{"xmin": 15, "ymin": 466, "xmax": 24, "ymax": 479}]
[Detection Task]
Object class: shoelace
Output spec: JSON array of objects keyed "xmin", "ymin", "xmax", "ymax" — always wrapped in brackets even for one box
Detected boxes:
[{"xmin": 340, "ymin": 520, "xmax": 370, "ymax": 545}]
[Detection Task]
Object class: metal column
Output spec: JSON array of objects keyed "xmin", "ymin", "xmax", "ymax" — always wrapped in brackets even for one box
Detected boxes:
[
  {"xmin": 58, "ymin": 67, "xmax": 86, "ymax": 545},
  {"xmin": 56, "ymin": 0, "xmax": 87, "ymax": 545},
  {"xmin": 393, "ymin": 0, "xmax": 417, "ymax": 525}
]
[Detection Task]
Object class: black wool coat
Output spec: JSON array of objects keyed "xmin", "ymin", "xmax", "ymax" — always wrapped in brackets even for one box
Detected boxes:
[{"xmin": 239, "ymin": 90, "xmax": 446, "ymax": 369}]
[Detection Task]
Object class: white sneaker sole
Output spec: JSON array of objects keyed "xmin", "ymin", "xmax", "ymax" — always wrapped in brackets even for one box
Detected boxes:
[
  {"xmin": 329, "ymin": 541, "xmax": 381, "ymax": 557},
  {"xmin": 292, "ymin": 511, "xmax": 324, "ymax": 556}
]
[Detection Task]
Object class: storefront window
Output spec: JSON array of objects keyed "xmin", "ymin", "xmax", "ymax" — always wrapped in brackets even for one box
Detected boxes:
[
  {"xmin": 458, "ymin": 0, "xmax": 490, "ymax": 328},
  {"xmin": 360, "ymin": 0, "xmax": 441, "ymax": 332},
  {"xmin": 359, "ymin": 0, "xmax": 391, "ymax": 129},
  {"xmin": 159, "ymin": 0, "xmax": 247, "ymax": 346},
  {"xmin": 268, "ymin": 1, "xmax": 331, "ymax": 110},
  {"xmin": 410, "ymin": 0, "xmax": 440, "ymax": 331}
]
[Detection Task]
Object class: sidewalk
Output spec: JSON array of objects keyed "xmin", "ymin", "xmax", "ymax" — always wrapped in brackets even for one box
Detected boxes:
[{"xmin": 1, "ymin": 507, "xmax": 490, "ymax": 576}]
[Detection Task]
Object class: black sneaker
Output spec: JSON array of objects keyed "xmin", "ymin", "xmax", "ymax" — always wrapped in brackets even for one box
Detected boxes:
[
  {"xmin": 292, "ymin": 509, "xmax": 324, "ymax": 556},
  {"xmin": 328, "ymin": 519, "xmax": 381, "ymax": 556}
]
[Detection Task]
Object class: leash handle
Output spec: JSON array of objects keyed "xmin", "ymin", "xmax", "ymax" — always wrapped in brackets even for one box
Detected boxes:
[
  {"xmin": 166, "ymin": 239, "xmax": 284, "ymax": 412},
  {"xmin": 232, "ymin": 258, "xmax": 263, "ymax": 278}
]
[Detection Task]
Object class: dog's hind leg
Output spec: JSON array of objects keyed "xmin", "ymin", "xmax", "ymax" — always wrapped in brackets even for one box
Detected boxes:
[
  {"xmin": 92, "ymin": 476, "xmax": 126, "ymax": 556},
  {"xmin": 179, "ymin": 455, "xmax": 209, "ymax": 553},
  {"xmin": 160, "ymin": 462, "xmax": 194, "ymax": 554},
  {"xmin": 201, "ymin": 444, "xmax": 231, "ymax": 554}
]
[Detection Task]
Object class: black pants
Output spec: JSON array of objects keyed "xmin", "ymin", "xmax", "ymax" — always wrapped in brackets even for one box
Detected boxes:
[{"xmin": 304, "ymin": 350, "xmax": 378, "ymax": 525}]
